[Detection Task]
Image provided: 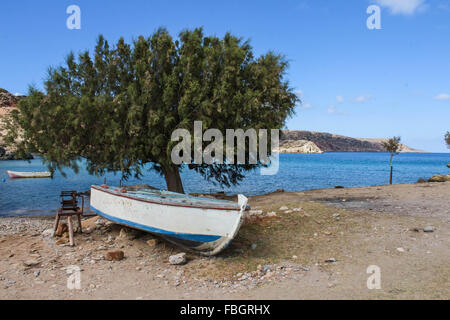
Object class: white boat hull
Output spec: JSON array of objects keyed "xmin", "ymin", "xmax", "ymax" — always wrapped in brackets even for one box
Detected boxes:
[{"xmin": 90, "ymin": 186, "xmax": 248, "ymax": 256}]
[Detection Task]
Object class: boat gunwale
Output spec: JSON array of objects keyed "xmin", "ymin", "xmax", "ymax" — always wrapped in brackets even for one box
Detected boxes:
[{"xmin": 91, "ymin": 185, "xmax": 241, "ymax": 211}]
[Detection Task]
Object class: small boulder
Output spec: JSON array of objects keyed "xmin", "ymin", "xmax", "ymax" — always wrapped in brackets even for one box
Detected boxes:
[
  {"xmin": 105, "ymin": 250, "xmax": 125, "ymax": 261},
  {"xmin": 423, "ymin": 226, "xmax": 435, "ymax": 233},
  {"xmin": 169, "ymin": 253, "xmax": 187, "ymax": 265},
  {"xmin": 428, "ymin": 174, "xmax": 450, "ymax": 183},
  {"xmin": 279, "ymin": 206, "xmax": 289, "ymax": 211}
]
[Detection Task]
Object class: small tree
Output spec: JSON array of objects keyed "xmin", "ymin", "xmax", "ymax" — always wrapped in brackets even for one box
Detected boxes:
[
  {"xmin": 382, "ymin": 136, "xmax": 401, "ymax": 185},
  {"xmin": 4, "ymin": 28, "xmax": 298, "ymax": 193},
  {"xmin": 445, "ymin": 131, "xmax": 450, "ymax": 148}
]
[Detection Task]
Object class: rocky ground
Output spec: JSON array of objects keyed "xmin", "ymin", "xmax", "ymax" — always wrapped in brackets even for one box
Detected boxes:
[{"xmin": 0, "ymin": 182, "xmax": 449, "ymax": 300}]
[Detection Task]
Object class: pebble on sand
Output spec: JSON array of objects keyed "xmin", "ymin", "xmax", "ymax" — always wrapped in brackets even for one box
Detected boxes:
[
  {"xmin": 105, "ymin": 250, "xmax": 125, "ymax": 261},
  {"xmin": 423, "ymin": 226, "xmax": 435, "ymax": 233},
  {"xmin": 169, "ymin": 253, "xmax": 187, "ymax": 265}
]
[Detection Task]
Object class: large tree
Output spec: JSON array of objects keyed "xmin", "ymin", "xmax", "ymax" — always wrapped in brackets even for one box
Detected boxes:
[{"xmin": 4, "ymin": 28, "xmax": 297, "ymax": 193}]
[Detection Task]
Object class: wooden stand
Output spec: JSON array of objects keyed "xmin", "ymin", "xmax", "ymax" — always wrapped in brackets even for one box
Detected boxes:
[{"xmin": 53, "ymin": 191, "xmax": 84, "ymax": 246}]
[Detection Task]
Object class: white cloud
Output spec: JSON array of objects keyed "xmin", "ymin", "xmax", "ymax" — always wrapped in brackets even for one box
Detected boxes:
[
  {"xmin": 375, "ymin": 0, "xmax": 426, "ymax": 15},
  {"xmin": 336, "ymin": 96, "xmax": 344, "ymax": 103},
  {"xmin": 328, "ymin": 105, "xmax": 346, "ymax": 115},
  {"xmin": 353, "ymin": 95, "xmax": 372, "ymax": 103},
  {"xmin": 434, "ymin": 93, "xmax": 450, "ymax": 100}
]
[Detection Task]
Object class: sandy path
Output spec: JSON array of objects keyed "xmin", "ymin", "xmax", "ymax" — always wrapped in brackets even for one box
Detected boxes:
[{"xmin": 0, "ymin": 182, "xmax": 449, "ymax": 300}]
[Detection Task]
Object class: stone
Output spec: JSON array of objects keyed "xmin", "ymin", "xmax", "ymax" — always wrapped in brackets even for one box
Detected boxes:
[
  {"xmin": 428, "ymin": 174, "xmax": 450, "ymax": 183},
  {"xmin": 34, "ymin": 270, "xmax": 40, "ymax": 277},
  {"xmin": 55, "ymin": 223, "xmax": 68, "ymax": 237},
  {"xmin": 423, "ymin": 226, "xmax": 435, "ymax": 233},
  {"xmin": 292, "ymin": 208, "xmax": 302, "ymax": 212},
  {"xmin": 250, "ymin": 243, "xmax": 257, "ymax": 250},
  {"xmin": 279, "ymin": 206, "xmax": 289, "ymax": 211},
  {"xmin": 325, "ymin": 258, "xmax": 336, "ymax": 263},
  {"xmin": 41, "ymin": 228, "xmax": 53, "ymax": 237},
  {"xmin": 169, "ymin": 253, "xmax": 187, "ymax": 265},
  {"xmin": 266, "ymin": 211, "xmax": 277, "ymax": 217},
  {"xmin": 332, "ymin": 213, "xmax": 340, "ymax": 218},
  {"xmin": 23, "ymin": 259, "xmax": 40, "ymax": 267},
  {"xmin": 396, "ymin": 247, "xmax": 405, "ymax": 253},
  {"xmin": 55, "ymin": 238, "xmax": 67, "ymax": 245},
  {"xmin": 105, "ymin": 250, "xmax": 125, "ymax": 261},
  {"xmin": 146, "ymin": 239, "xmax": 160, "ymax": 247},
  {"xmin": 81, "ymin": 216, "xmax": 101, "ymax": 230}
]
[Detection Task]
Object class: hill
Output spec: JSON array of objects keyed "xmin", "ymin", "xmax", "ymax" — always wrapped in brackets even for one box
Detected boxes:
[{"xmin": 280, "ymin": 130, "xmax": 424, "ymax": 153}]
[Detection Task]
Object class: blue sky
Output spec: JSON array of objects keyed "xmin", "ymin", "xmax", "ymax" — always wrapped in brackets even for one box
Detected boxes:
[{"xmin": 0, "ymin": 0, "xmax": 449, "ymax": 152}]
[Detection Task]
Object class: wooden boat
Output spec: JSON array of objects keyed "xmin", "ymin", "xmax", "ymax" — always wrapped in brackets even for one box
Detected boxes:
[
  {"xmin": 90, "ymin": 185, "xmax": 249, "ymax": 256},
  {"xmin": 6, "ymin": 170, "xmax": 52, "ymax": 179}
]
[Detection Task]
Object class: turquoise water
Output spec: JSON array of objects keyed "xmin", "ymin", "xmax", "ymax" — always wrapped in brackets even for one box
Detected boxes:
[{"xmin": 0, "ymin": 153, "xmax": 449, "ymax": 216}]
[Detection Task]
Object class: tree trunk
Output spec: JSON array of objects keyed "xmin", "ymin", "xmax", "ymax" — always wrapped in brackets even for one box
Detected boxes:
[
  {"xmin": 389, "ymin": 165, "xmax": 393, "ymax": 185},
  {"xmin": 163, "ymin": 165, "xmax": 185, "ymax": 194}
]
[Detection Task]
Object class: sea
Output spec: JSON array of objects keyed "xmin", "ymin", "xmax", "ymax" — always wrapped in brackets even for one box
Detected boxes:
[{"xmin": 0, "ymin": 153, "xmax": 449, "ymax": 217}]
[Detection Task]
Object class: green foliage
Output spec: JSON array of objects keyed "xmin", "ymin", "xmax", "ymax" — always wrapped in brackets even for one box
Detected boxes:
[
  {"xmin": 445, "ymin": 131, "xmax": 450, "ymax": 148},
  {"xmin": 382, "ymin": 136, "xmax": 401, "ymax": 155},
  {"xmin": 6, "ymin": 28, "xmax": 298, "ymax": 191},
  {"xmin": 382, "ymin": 136, "xmax": 401, "ymax": 166}
]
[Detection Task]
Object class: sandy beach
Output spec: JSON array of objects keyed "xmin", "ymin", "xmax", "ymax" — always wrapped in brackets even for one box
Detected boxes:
[{"xmin": 0, "ymin": 181, "xmax": 449, "ymax": 300}]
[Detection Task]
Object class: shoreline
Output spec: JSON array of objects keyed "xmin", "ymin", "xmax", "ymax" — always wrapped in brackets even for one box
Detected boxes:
[
  {"xmin": 1, "ymin": 179, "xmax": 449, "ymax": 218},
  {"xmin": 1, "ymin": 181, "xmax": 449, "ymax": 299}
]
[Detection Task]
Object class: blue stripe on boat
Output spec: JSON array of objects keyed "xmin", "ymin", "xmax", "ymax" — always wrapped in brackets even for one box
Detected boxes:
[{"xmin": 90, "ymin": 206, "xmax": 222, "ymax": 243}]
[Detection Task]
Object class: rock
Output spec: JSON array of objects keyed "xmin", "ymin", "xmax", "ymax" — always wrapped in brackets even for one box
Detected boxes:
[
  {"xmin": 55, "ymin": 223, "xmax": 68, "ymax": 237},
  {"xmin": 0, "ymin": 147, "xmax": 5, "ymax": 157},
  {"xmin": 428, "ymin": 174, "xmax": 450, "ymax": 182},
  {"xmin": 81, "ymin": 216, "xmax": 101, "ymax": 230},
  {"xmin": 55, "ymin": 238, "xmax": 67, "ymax": 245},
  {"xmin": 146, "ymin": 239, "xmax": 160, "ymax": 247},
  {"xmin": 249, "ymin": 210, "xmax": 263, "ymax": 216},
  {"xmin": 266, "ymin": 211, "xmax": 277, "ymax": 217},
  {"xmin": 279, "ymin": 206, "xmax": 289, "ymax": 211},
  {"xmin": 262, "ymin": 265, "xmax": 270, "ymax": 273},
  {"xmin": 396, "ymin": 247, "xmax": 405, "ymax": 253},
  {"xmin": 42, "ymin": 228, "xmax": 53, "ymax": 237},
  {"xmin": 275, "ymin": 140, "xmax": 323, "ymax": 154},
  {"xmin": 447, "ymin": 163, "xmax": 450, "ymax": 169},
  {"xmin": 105, "ymin": 250, "xmax": 125, "ymax": 261},
  {"xmin": 292, "ymin": 208, "xmax": 302, "ymax": 212},
  {"xmin": 23, "ymin": 259, "xmax": 40, "ymax": 267},
  {"xmin": 117, "ymin": 227, "xmax": 142, "ymax": 240},
  {"xmin": 325, "ymin": 258, "xmax": 336, "ymax": 263},
  {"xmin": 250, "ymin": 243, "xmax": 257, "ymax": 250},
  {"xmin": 334, "ymin": 185, "xmax": 344, "ymax": 189},
  {"xmin": 34, "ymin": 270, "xmax": 40, "ymax": 277},
  {"xmin": 423, "ymin": 226, "xmax": 435, "ymax": 233},
  {"xmin": 275, "ymin": 189, "xmax": 285, "ymax": 193},
  {"xmin": 169, "ymin": 253, "xmax": 187, "ymax": 265}
]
